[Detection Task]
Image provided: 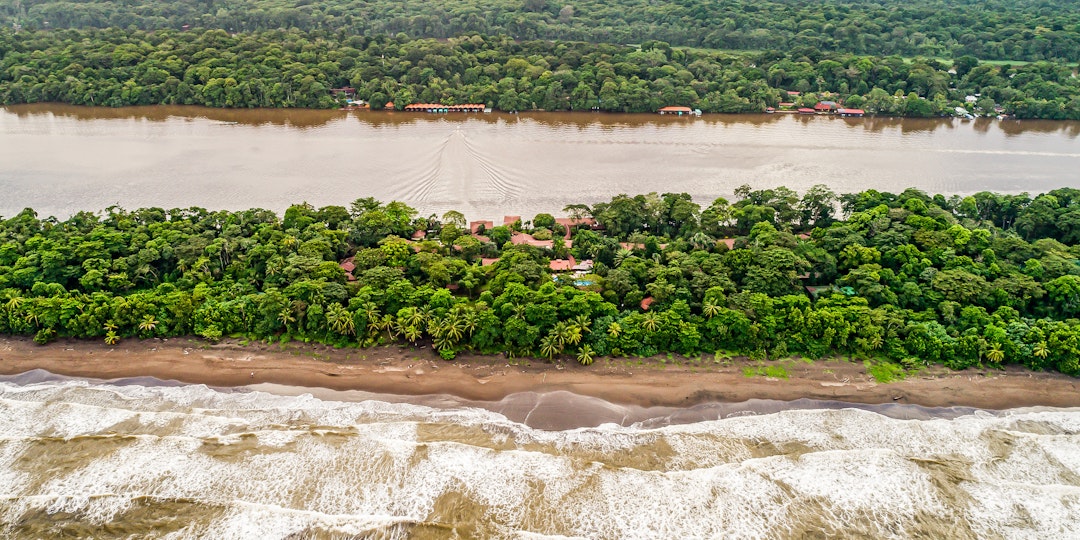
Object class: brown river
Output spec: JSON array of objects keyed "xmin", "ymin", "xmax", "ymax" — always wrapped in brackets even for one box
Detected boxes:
[{"xmin": 2, "ymin": 104, "xmax": 1079, "ymax": 220}]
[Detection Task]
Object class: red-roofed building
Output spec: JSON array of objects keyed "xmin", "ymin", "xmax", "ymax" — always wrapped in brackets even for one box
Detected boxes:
[
  {"xmin": 384, "ymin": 101, "xmax": 394, "ymax": 109},
  {"xmin": 480, "ymin": 258, "xmax": 500, "ymax": 266},
  {"xmin": 404, "ymin": 103, "xmax": 450, "ymax": 112},
  {"xmin": 837, "ymin": 108, "xmax": 865, "ymax": 117},
  {"xmin": 658, "ymin": 106, "xmax": 694, "ymax": 115},
  {"xmin": 503, "ymin": 215, "xmax": 521, "ymax": 226},
  {"xmin": 640, "ymin": 297, "xmax": 655, "ymax": 310},
  {"xmin": 814, "ymin": 102, "xmax": 837, "ymax": 112},
  {"xmin": 339, "ymin": 257, "xmax": 357, "ymax": 281},
  {"xmin": 554, "ymin": 217, "xmax": 597, "ymax": 239},
  {"xmin": 412, "ymin": 230, "xmax": 427, "ymax": 240},
  {"xmin": 718, "ymin": 238, "xmax": 737, "ymax": 250},
  {"xmin": 779, "ymin": 102, "xmax": 795, "ymax": 107},
  {"xmin": 549, "ymin": 256, "xmax": 576, "ymax": 272},
  {"xmin": 798, "ymin": 108, "xmax": 816, "ymax": 114},
  {"xmin": 786, "ymin": 91, "xmax": 801, "ymax": 96},
  {"xmin": 470, "ymin": 220, "xmax": 494, "ymax": 234},
  {"xmin": 511, "ymin": 233, "xmax": 553, "ymax": 249}
]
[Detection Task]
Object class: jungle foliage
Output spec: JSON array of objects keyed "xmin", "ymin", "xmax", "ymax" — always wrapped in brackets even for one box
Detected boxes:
[
  {"xmin": 2, "ymin": 0, "xmax": 1080, "ymax": 61},
  {"xmin": 2, "ymin": 29, "xmax": 1079, "ymax": 118},
  {"xmin": 3, "ymin": 186, "xmax": 1080, "ymax": 375}
]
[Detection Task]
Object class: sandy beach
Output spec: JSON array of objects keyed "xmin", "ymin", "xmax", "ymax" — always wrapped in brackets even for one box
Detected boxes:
[{"xmin": 1, "ymin": 336, "xmax": 1078, "ymax": 412}]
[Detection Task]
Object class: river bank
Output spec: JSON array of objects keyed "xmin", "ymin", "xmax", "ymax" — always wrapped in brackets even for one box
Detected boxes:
[{"xmin": 2, "ymin": 336, "xmax": 1077, "ymax": 411}]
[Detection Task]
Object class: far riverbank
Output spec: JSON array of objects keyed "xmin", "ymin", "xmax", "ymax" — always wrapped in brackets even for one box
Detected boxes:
[{"xmin": 2, "ymin": 337, "xmax": 1078, "ymax": 413}]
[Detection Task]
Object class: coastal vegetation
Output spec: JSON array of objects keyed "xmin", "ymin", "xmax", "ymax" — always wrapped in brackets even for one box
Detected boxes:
[
  {"xmin": 3, "ymin": 186, "xmax": 1080, "ymax": 376},
  {"xmin": 2, "ymin": 29, "xmax": 1079, "ymax": 118},
  {"xmin": 2, "ymin": 0, "xmax": 1079, "ymax": 62}
]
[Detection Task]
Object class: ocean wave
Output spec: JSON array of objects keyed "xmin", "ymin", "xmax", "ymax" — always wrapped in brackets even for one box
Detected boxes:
[{"xmin": 1, "ymin": 373, "xmax": 1080, "ymax": 539}]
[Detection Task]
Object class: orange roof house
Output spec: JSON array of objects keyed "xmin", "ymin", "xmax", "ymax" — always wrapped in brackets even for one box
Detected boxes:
[
  {"xmin": 470, "ymin": 220, "xmax": 494, "ymax": 234},
  {"xmin": 554, "ymin": 217, "xmax": 597, "ymax": 239},
  {"xmin": 658, "ymin": 106, "xmax": 693, "ymax": 115},
  {"xmin": 511, "ymin": 233, "xmax": 553, "ymax": 249},
  {"xmin": 549, "ymin": 256, "xmax": 576, "ymax": 272},
  {"xmin": 339, "ymin": 257, "xmax": 357, "ymax": 281}
]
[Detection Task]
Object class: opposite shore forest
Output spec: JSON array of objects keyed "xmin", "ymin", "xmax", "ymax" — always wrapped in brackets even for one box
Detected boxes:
[
  {"xmin": 3, "ymin": 186, "xmax": 1080, "ymax": 380},
  {"xmin": 1, "ymin": 0, "xmax": 1079, "ymax": 119}
]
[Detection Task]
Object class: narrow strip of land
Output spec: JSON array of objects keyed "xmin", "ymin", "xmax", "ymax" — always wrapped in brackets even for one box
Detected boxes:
[{"xmin": 1, "ymin": 337, "xmax": 1077, "ymax": 411}]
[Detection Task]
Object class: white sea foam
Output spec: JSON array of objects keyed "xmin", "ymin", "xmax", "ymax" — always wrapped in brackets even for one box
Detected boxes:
[{"xmin": 2, "ymin": 378, "xmax": 1080, "ymax": 539}]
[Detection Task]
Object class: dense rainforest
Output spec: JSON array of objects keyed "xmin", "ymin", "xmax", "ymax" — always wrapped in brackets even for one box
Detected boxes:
[
  {"xmin": 4, "ymin": 186, "xmax": 1080, "ymax": 376},
  {"xmin": 2, "ymin": 29, "xmax": 1080, "ymax": 118},
  {"xmin": 2, "ymin": 0, "xmax": 1079, "ymax": 61}
]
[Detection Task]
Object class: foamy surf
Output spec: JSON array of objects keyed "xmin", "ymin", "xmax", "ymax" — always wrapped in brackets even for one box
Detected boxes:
[{"xmin": 1, "ymin": 372, "xmax": 1079, "ymax": 539}]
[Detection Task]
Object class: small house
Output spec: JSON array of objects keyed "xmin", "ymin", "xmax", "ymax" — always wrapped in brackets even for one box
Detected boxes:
[
  {"xmin": 549, "ymin": 257, "xmax": 576, "ymax": 272},
  {"xmin": 470, "ymin": 220, "xmax": 494, "ymax": 234},
  {"xmin": 658, "ymin": 106, "xmax": 693, "ymax": 115},
  {"xmin": 798, "ymin": 108, "xmax": 816, "ymax": 114},
  {"xmin": 837, "ymin": 108, "xmax": 865, "ymax": 117}
]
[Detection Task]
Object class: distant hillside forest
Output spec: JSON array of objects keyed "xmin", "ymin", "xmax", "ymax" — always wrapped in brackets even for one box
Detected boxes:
[
  {"xmin": 2, "ymin": 29, "xmax": 1079, "ymax": 118},
  {"xmin": 5, "ymin": 186, "xmax": 1080, "ymax": 376},
  {"xmin": 1, "ymin": 0, "xmax": 1079, "ymax": 61}
]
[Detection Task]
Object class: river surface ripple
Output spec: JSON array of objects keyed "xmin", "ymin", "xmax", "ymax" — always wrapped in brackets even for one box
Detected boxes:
[{"xmin": 2, "ymin": 105, "xmax": 1079, "ymax": 219}]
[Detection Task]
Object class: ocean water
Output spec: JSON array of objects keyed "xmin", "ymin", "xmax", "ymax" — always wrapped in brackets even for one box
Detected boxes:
[{"xmin": 2, "ymin": 372, "xmax": 1079, "ymax": 539}]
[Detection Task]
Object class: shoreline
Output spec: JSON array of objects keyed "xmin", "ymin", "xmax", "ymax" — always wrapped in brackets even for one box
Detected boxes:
[
  {"xmin": 2, "ymin": 103, "xmax": 1034, "ymax": 124},
  {"xmin": 2, "ymin": 337, "xmax": 1078, "ymax": 412}
]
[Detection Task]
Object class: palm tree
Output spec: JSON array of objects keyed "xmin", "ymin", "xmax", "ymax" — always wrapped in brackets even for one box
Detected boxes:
[
  {"xmin": 139, "ymin": 314, "xmax": 159, "ymax": 333},
  {"xmin": 433, "ymin": 333, "xmax": 456, "ymax": 355},
  {"xmin": 702, "ymin": 301, "xmax": 721, "ymax": 319},
  {"xmin": 403, "ymin": 325, "xmax": 423, "ymax": 344},
  {"xmin": 459, "ymin": 309, "xmax": 478, "ymax": 337},
  {"xmin": 986, "ymin": 344, "xmax": 1005, "ymax": 363},
  {"xmin": 362, "ymin": 302, "xmax": 381, "ymax": 334},
  {"xmin": 641, "ymin": 312, "xmax": 659, "ymax": 333},
  {"xmin": 572, "ymin": 314, "xmax": 592, "ymax": 333},
  {"xmin": 690, "ymin": 232, "xmax": 714, "ymax": 250},
  {"xmin": 1033, "ymin": 342, "xmax": 1050, "ymax": 359},
  {"xmin": 563, "ymin": 326, "xmax": 583, "ymax": 346},
  {"xmin": 104, "ymin": 331, "xmax": 120, "ymax": 345},
  {"xmin": 442, "ymin": 316, "xmax": 466, "ymax": 342},
  {"xmin": 4, "ymin": 296, "xmax": 23, "ymax": 313},
  {"xmin": 277, "ymin": 308, "xmax": 295, "ymax": 330},
  {"xmin": 325, "ymin": 304, "xmax": 354, "ymax": 336},
  {"xmin": 614, "ymin": 249, "xmax": 633, "ymax": 268},
  {"xmin": 380, "ymin": 314, "xmax": 398, "ymax": 338},
  {"xmin": 539, "ymin": 334, "xmax": 560, "ymax": 360},
  {"xmin": 103, "ymin": 321, "xmax": 118, "ymax": 333},
  {"xmin": 576, "ymin": 344, "xmax": 595, "ymax": 366},
  {"xmin": 607, "ymin": 322, "xmax": 622, "ymax": 338},
  {"xmin": 403, "ymin": 306, "xmax": 427, "ymax": 329}
]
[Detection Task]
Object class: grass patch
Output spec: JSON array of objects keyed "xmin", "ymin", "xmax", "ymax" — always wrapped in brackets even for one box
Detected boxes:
[
  {"xmin": 865, "ymin": 360, "xmax": 907, "ymax": 383},
  {"xmin": 743, "ymin": 364, "xmax": 790, "ymax": 379}
]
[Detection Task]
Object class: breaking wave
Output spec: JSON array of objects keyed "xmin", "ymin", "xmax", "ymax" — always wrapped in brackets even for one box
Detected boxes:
[{"xmin": 1, "ymin": 371, "xmax": 1079, "ymax": 539}]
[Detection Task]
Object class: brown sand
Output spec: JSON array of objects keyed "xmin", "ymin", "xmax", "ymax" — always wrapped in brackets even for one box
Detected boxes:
[{"xmin": 0, "ymin": 336, "xmax": 1078, "ymax": 410}]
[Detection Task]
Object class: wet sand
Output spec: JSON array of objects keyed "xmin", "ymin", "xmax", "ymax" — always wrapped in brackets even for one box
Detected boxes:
[{"xmin": 1, "ymin": 337, "xmax": 1077, "ymax": 412}]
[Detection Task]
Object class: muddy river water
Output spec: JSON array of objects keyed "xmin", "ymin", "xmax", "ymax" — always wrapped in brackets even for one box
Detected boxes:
[{"xmin": 2, "ymin": 104, "xmax": 1079, "ymax": 219}]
